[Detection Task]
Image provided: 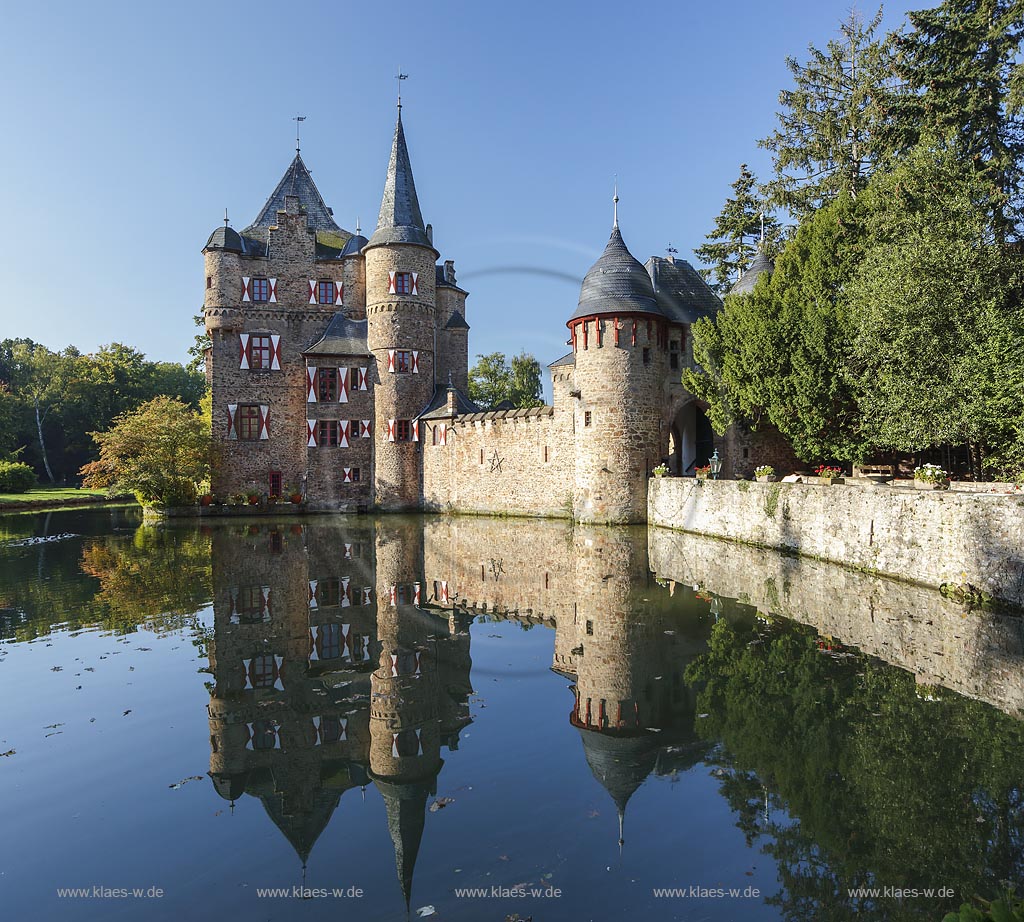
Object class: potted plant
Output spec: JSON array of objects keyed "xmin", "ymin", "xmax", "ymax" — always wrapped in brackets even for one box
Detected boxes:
[
  {"xmin": 814, "ymin": 465, "xmax": 844, "ymax": 485},
  {"xmin": 695, "ymin": 464, "xmax": 711, "ymax": 480},
  {"xmin": 247, "ymin": 493, "xmax": 260, "ymax": 505},
  {"xmin": 754, "ymin": 465, "xmax": 777, "ymax": 483},
  {"xmin": 914, "ymin": 463, "xmax": 950, "ymax": 490},
  {"xmin": 229, "ymin": 492, "xmax": 247, "ymax": 506},
  {"xmin": 199, "ymin": 493, "xmax": 213, "ymax": 507},
  {"xmin": 290, "ymin": 492, "xmax": 304, "ymax": 504},
  {"xmin": 652, "ymin": 464, "xmax": 669, "ymax": 479}
]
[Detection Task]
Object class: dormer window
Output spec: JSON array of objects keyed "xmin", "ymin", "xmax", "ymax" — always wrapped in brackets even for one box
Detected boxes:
[
  {"xmin": 394, "ymin": 272, "xmax": 412, "ymax": 295},
  {"xmin": 318, "ymin": 280, "xmax": 335, "ymax": 305},
  {"xmin": 251, "ymin": 278, "xmax": 270, "ymax": 302}
]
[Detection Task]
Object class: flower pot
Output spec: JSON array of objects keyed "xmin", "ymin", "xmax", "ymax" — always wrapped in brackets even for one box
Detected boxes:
[
  {"xmin": 915, "ymin": 478, "xmax": 949, "ymax": 491},
  {"xmin": 290, "ymin": 494, "xmax": 303, "ymax": 504},
  {"xmin": 756, "ymin": 475, "xmax": 778, "ymax": 483},
  {"xmin": 695, "ymin": 473, "xmax": 709, "ymax": 480}
]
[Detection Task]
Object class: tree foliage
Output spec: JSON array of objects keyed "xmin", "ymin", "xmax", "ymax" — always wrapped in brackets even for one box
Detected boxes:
[
  {"xmin": 695, "ymin": 164, "xmax": 782, "ymax": 293},
  {"xmin": 468, "ymin": 351, "xmax": 544, "ymax": 409},
  {"xmin": 84, "ymin": 396, "xmax": 210, "ymax": 507}
]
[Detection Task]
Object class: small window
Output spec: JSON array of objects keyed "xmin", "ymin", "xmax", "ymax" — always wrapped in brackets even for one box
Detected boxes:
[
  {"xmin": 251, "ymin": 278, "xmax": 270, "ymax": 302},
  {"xmin": 319, "ymin": 367, "xmax": 339, "ymax": 402},
  {"xmin": 396, "ymin": 419, "xmax": 412, "ymax": 442},
  {"xmin": 249, "ymin": 335, "xmax": 272, "ymax": 370},
  {"xmin": 643, "ymin": 347, "xmax": 652, "ymax": 365},
  {"xmin": 395, "ymin": 349, "xmax": 412, "ymax": 373},
  {"xmin": 318, "ymin": 280, "xmax": 335, "ymax": 305},
  {"xmin": 238, "ymin": 405, "xmax": 261, "ymax": 441},
  {"xmin": 480, "ymin": 449, "xmax": 484, "ymax": 464},
  {"xmin": 250, "ymin": 655, "xmax": 277, "ymax": 688},
  {"xmin": 584, "ymin": 411, "xmax": 592, "ymax": 427},
  {"xmin": 250, "ymin": 719, "xmax": 277, "ymax": 749},
  {"xmin": 206, "ymin": 276, "xmax": 213, "ymax": 289},
  {"xmin": 349, "ymin": 467, "xmax": 361, "ymax": 482},
  {"xmin": 669, "ymin": 340, "xmax": 680, "ymax": 370},
  {"xmin": 318, "ymin": 420, "xmax": 339, "ymax": 447},
  {"xmin": 586, "ymin": 620, "xmax": 594, "ymax": 635},
  {"xmin": 743, "ymin": 448, "xmax": 749, "ymax": 459},
  {"xmin": 318, "ymin": 578, "xmax": 342, "ymax": 607},
  {"xmin": 543, "ymin": 445, "xmax": 549, "ymax": 462},
  {"xmin": 394, "ymin": 272, "xmax": 412, "ymax": 295},
  {"xmin": 432, "ymin": 426, "xmax": 442, "ymax": 446},
  {"xmin": 269, "ymin": 471, "xmax": 282, "ymax": 497}
]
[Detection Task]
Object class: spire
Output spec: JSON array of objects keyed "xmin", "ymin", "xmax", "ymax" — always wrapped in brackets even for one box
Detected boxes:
[
  {"xmin": 368, "ymin": 109, "xmax": 433, "ymax": 250},
  {"xmin": 613, "ymin": 177, "xmax": 619, "ymax": 229},
  {"xmin": 245, "ymin": 153, "xmax": 340, "ymax": 232},
  {"xmin": 224, "ymin": 208, "xmax": 230, "ymax": 227}
]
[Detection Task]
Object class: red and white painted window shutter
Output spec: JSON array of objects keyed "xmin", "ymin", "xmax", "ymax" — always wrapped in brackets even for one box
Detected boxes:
[
  {"xmin": 268, "ymin": 279, "xmax": 278, "ymax": 303},
  {"xmin": 308, "ymin": 579, "xmax": 319, "ymax": 609},
  {"xmin": 270, "ymin": 335, "xmax": 281, "ymax": 370},
  {"xmin": 227, "ymin": 404, "xmax": 238, "ymax": 440},
  {"xmin": 343, "ymin": 467, "xmax": 353, "ymax": 483},
  {"xmin": 242, "ymin": 277, "xmax": 252, "ymax": 302},
  {"xmin": 411, "ymin": 272, "xmax": 419, "ymax": 296},
  {"xmin": 339, "ymin": 420, "xmax": 351, "ymax": 448},
  {"xmin": 357, "ymin": 368, "xmax": 368, "ymax": 390},
  {"xmin": 335, "ymin": 281, "xmax": 344, "ymax": 305},
  {"xmin": 387, "ymin": 270, "xmax": 397, "ymax": 294},
  {"xmin": 307, "ymin": 419, "xmax": 318, "ymax": 447},
  {"xmin": 259, "ymin": 405, "xmax": 270, "ymax": 440},
  {"xmin": 387, "ymin": 419, "xmax": 396, "ymax": 442},
  {"xmin": 239, "ymin": 333, "xmax": 250, "ymax": 369},
  {"xmin": 387, "ymin": 349, "xmax": 396, "ymax": 373},
  {"xmin": 411, "ymin": 351, "xmax": 420, "ymax": 374},
  {"xmin": 337, "ymin": 367, "xmax": 349, "ymax": 403},
  {"xmin": 308, "ymin": 280, "xmax": 317, "ymax": 305},
  {"xmin": 307, "ymin": 367, "xmax": 318, "ymax": 402},
  {"xmin": 439, "ymin": 424, "xmax": 447, "ymax": 446},
  {"xmin": 412, "ymin": 419, "xmax": 419, "ymax": 442},
  {"xmin": 359, "ymin": 419, "xmax": 371, "ymax": 438}
]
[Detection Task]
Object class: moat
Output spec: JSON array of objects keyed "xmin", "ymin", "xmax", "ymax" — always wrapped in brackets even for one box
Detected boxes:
[{"xmin": 2, "ymin": 507, "xmax": 1023, "ymax": 921}]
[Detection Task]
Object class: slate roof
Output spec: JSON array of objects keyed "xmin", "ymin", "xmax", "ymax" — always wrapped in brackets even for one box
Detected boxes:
[
  {"xmin": 645, "ymin": 256, "xmax": 722, "ymax": 325},
  {"xmin": 548, "ymin": 351, "xmax": 576, "ymax": 368},
  {"xmin": 341, "ymin": 233, "xmax": 369, "ymax": 257},
  {"xmin": 368, "ymin": 111, "xmax": 433, "ymax": 250},
  {"xmin": 444, "ymin": 311, "xmax": 470, "ymax": 330},
  {"xmin": 435, "ymin": 264, "xmax": 467, "ymax": 292},
  {"xmin": 570, "ymin": 226, "xmax": 664, "ymax": 323},
  {"xmin": 374, "ymin": 775, "xmax": 437, "ymax": 910},
  {"xmin": 303, "ymin": 313, "xmax": 369, "ymax": 356},
  {"xmin": 203, "ymin": 225, "xmax": 243, "ymax": 253},
  {"xmin": 418, "ymin": 385, "xmax": 481, "ymax": 420},
  {"xmin": 729, "ymin": 248, "xmax": 775, "ymax": 296}
]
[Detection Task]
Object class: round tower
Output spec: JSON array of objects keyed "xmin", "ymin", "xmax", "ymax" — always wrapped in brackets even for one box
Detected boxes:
[
  {"xmin": 569, "ymin": 214, "xmax": 667, "ymax": 523},
  {"xmin": 364, "ymin": 108, "xmax": 438, "ymax": 510},
  {"xmin": 340, "ymin": 226, "xmax": 369, "ymax": 318},
  {"xmin": 202, "ymin": 220, "xmax": 244, "ymax": 335}
]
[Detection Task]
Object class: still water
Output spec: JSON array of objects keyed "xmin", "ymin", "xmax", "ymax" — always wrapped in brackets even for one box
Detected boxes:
[{"xmin": 1, "ymin": 507, "xmax": 1023, "ymax": 921}]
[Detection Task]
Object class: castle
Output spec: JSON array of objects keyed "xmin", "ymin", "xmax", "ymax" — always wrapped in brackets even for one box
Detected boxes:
[{"xmin": 203, "ymin": 104, "xmax": 793, "ymax": 523}]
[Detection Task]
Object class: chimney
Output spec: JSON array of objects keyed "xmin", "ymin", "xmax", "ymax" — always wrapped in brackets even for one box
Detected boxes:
[
  {"xmin": 285, "ymin": 194, "xmax": 300, "ymax": 215},
  {"xmin": 444, "ymin": 260, "xmax": 456, "ymax": 285}
]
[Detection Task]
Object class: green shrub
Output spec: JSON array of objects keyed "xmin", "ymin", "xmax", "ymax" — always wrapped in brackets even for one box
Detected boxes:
[{"xmin": 0, "ymin": 461, "xmax": 37, "ymax": 493}]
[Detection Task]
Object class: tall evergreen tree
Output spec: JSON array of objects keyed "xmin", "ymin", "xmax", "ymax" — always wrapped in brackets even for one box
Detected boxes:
[
  {"xmin": 891, "ymin": 0, "xmax": 1024, "ymax": 235},
  {"xmin": 695, "ymin": 164, "xmax": 781, "ymax": 294},
  {"xmin": 759, "ymin": 8, "xmax": 896, "ymax": 217}
]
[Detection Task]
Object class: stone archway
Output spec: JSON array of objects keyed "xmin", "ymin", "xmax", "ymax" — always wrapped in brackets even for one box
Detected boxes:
[{"xmin": 666, "ymin": 399, "xmax": 714, "ymax": 476}]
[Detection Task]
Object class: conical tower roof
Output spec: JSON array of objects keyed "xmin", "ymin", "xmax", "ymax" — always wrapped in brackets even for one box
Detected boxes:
[
  {"xmin": 244, "ymin": 153, "xmax": 340, "ymax": 232},
  {"xmin": 729, "ymin": 248, "xmax": 774, "ymax": 296},
  {"xmin": 570, "ymin": 225, "xmax": 664, "ymax": 323},
  {"xmin": 368, "ymin": 110, "xmax": 433, "ymax": 250},
  {"xmin": 374, "ymin": 776, "xmax": 434, "ymax": 911}
]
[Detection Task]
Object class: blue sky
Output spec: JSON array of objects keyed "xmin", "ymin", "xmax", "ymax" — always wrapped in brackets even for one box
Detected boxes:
[{"xmin": 0, "ymin": 0, "xmax": 921, "ymax": 369}]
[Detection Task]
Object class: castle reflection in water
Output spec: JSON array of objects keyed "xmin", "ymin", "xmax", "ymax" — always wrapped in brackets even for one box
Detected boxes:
[{"xmin": 203, "ymin": 517, "xmax": 712, "ymax": 908}]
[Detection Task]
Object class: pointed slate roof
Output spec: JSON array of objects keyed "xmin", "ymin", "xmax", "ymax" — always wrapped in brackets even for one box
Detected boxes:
[
  {"xmin": 729, "ymin": 248, "xmax": 775, "ymax": 296},
  {"xmin": 645, "ymin": 256, "xmax": 722, "ymax": 324},
  {"xmin": 374, "ymin": 776, "xmax": 435, "ymax": 911},
  {"xmin": 570, "ymin": 226, "xmax": 664, "ymax": 323},
  {"xmin": 245, "ymin": 153, "xmax": 340, "ymax": 232},
  {"xmin": 303, "ymin": 312, "xmax": 370, "ymax": 356},
  {"xmin": 368, "ymin": 111, "xmax": 433, "ymax": 250}
]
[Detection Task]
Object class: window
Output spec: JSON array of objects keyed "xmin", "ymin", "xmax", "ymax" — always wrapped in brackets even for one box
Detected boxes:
[
  {"xmin": 584, "ymin": 411, "xmax": 592, "ymax": 427},
  {"xmin": 319, "ymin": 625, "xmax": 342, "ymax": 660},
  {"xmin": 238, "ymin": 405, "xmax": 261, "ymax": 441},
  {"xmin": 250, "ymin": 720, "xmax": 277, "ymax": 749},
  {"xmin": 318, "ymin": 420, "xmax": 339, "ymax": 447},
  {"xmin": 250, "ymin": 655, "xmax": 277, "ymax": 688},
  {"xmin": 251, "ymin": 278, "xmax": 270, "ymax": 302},
  {"xmin": 395, "ymin": 349, "xmax": 412, "ymax": 373},
  {"xmin": 206, "ymin": 276, "xmax": 212, "ymax": 289},
  {"xmin": 348, "ymin": 467, "xmax": 361, "ymax": 482},
  {"xmin": 396, "ymin": 419, "xmax": 412, "ymax": 442},
  {"xmin": 543, "ymin": 445, "xmax": 549, "ymax": 462},
  {"xmin": 318, "ymin": 578, "xmax": 343, "ymax": 607},
  {"xmin": 669, "ymin": 340, "xmax": 680, "ymax": 370},
  {"xmin": 269, "ymin": 471, "xmax": 282, "ymax": 497},
  {"xmin": 432, "ymin": 426, "xmax": 442, "ymax": 446},
  {"xmin": 249, "ymin": 335, "xmax": 272, "ymax": 369},
  {"xmin": 236, "ymin": 586, "xmax": 264, "ymax": 618},
  {"xmin": 586, "ymin": 620, "xmax": 594, "ymax": 635},
  {"xmin": 319, "ymin": 367, "xmax": 339, "ymax": 402},
  {"xmin": 394, "ymin": 272, "xmax": 412, "ymax": 294},
  {"xmin": 318, "ymin": 280, "xmax": 335, "ymax": 305},
  {"xmin": 643, "ymin": 347, "xmax": 652, "ymax": 365},
  {"xmin": 270, "ymin": 531, "xmax": 283, "ymax": 554},
  {"xmin": 480, "ymin": 449, "xmax": 484, "ymax": 464}
]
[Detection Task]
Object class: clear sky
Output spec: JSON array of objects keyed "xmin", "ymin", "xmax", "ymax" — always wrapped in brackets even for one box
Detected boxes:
[{"xmin": 0, "ymin": 0, "xmax": 921, "ymax": 370}]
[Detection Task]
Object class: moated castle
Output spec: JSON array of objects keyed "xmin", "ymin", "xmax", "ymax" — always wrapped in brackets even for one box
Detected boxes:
[{"xmin": 202, "ymin": 105, "xmax": 793, "ymax": 523}]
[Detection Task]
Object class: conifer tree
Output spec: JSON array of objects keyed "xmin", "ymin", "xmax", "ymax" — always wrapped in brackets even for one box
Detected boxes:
[
  {"xmin": 759, "ymin": 8, "xmax": 896, "ymax": 217},
  {"xmin": 695, "ymin": 164, "xmax": 780, "ymax": 294}
]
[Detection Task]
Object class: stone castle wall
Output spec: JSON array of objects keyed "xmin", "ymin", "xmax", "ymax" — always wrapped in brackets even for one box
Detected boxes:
[{"xmin": 649, "ymin": 478, "xmax": 1024, "ymax": 606}]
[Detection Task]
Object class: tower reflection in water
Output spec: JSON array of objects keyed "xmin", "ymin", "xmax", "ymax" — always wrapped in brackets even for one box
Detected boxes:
[{"xmin": 202, "ymin": 517, "xmax": 714, "ymax": 908}]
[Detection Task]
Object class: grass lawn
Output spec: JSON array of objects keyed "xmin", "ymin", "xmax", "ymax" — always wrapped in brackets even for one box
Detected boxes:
[{"xmin": 0, "ymin": 487, "xmax": 125, "ymax": 509}]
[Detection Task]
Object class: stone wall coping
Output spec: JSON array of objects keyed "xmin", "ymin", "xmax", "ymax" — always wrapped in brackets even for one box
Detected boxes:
[{"xmin": 455, "ymin": 406, "xmax": 554, "ymax": 424}]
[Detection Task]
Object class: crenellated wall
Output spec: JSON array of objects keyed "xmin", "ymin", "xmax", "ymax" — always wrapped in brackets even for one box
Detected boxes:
[{"xmin": 649, "ymin": 477, "xmax": 1024, "ymax": 606}]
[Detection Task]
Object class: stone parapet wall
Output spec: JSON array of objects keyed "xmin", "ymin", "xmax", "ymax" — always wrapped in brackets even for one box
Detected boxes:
[
  {"xmin": 649, "ymin": 478, "xmax": 1024, "ymax": 606},
  {"xmin": 648, "ymin": 527, "xmax": 1024, "ymax": 716}
]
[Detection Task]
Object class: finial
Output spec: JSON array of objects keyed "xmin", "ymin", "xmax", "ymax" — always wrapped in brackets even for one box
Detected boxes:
[
  {"xmin": 666, "ymin": 242, "xmax": 678, "ymax": 257},
  {"xmin": 395, "ymin": 70, "xmax": 409, "ymax": 108},
  {"xmin": 224, "ymin": 207, "xmax": 230, "ymax": 227},
  {"xmin": 618, "ymin": 808, "xmax": 625, "ymax": 854},
  {"xmin": 613, "ymin": 176, "xmax": 619, "ymax": 228},
  {"xmin": 293, "ymin": 115, "xmax": 306, "ymax": 152},
  {"xmin": 759, "ymin": 212, "xmax": 765, "ymax": 245},
  {"xmin": 355, "ymin": 216, "xmax": 361, "ymax": 235},
  {"xmin": 447, "ymin": 370, "xmax": 454, "ymax": 389}
]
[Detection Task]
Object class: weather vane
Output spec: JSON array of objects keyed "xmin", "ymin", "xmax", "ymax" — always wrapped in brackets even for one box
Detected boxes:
[
  {"xmin": 395, "ymin": 70, "xmax": 409, "ymax": 107},
  {"xmin": 613, "ymin": 175, "xmax": 619, "ymax": 228},
  {"xmin": 666, "ymin": 242, "xmax": 678, "ymax": 256},
  {"xmin": 292, "ymin": 115, "xmax": 306, "ymax": 152}
]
